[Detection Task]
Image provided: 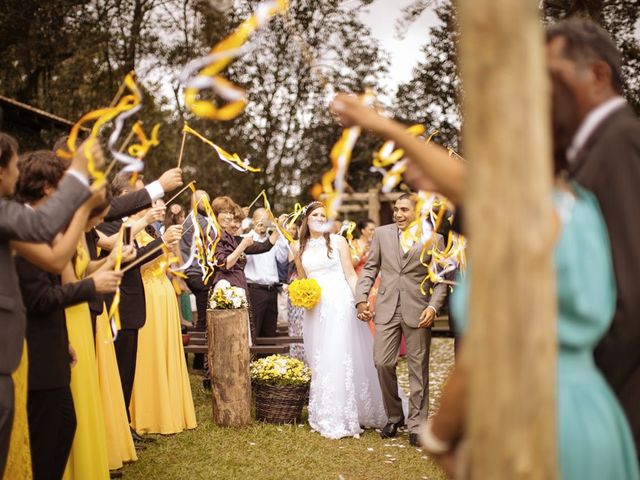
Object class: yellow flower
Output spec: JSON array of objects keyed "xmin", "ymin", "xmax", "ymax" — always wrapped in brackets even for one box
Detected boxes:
[{"xmin": 288, "ymin": 278, "xmax": 321, "ymax": 310}]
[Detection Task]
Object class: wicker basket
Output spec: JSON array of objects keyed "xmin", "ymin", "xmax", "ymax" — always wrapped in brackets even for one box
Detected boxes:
[{"xmin": 254, "ymin": 383, "xmax": 309, "ymax": 424}]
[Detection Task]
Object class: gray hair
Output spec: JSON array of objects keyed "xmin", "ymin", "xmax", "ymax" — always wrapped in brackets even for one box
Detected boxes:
[{"xmin": 546, "ymin": 18, "xmax": 624, "ymax": 94}]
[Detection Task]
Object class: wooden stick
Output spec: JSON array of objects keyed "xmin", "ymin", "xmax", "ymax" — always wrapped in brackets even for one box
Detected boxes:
[
  {"xmin": 118, "ymin": 127, "xmax": 138, "ymax": 153},
  {"xmin": 177, "ymin": 130, "xmax": 188, "ymax": 168},
  {"xmin": 246, "ymin": 189, "xmax": 266, "ymax": 211},
  {"xmin": 165, "ymin": 180, "xmax": 196, "ymax": 206},
  {"xmin": 109, "ymin": 80, "xmax": 128, "ymax": 108},
  {"xmin": 121, "ymin": 244, "xmax": 165, "ymax": 273}
]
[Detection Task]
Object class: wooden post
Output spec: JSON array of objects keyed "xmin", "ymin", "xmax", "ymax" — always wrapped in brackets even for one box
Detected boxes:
[
  {"xmin": 458, "ymin": 1, "xmax": 557, "ymax": 478},
  {"xmin": 207, "ymin": 308, "xmax": 252, "ymax": 427},
  {"xmin": 368, "ymin": 188, "xmax": 381, "ymax": 225}
]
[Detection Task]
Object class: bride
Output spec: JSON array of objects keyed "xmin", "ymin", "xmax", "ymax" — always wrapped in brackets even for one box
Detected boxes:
[{"xmin": 293, "ymin": 202, "xmax": 387, "ymax": 439}]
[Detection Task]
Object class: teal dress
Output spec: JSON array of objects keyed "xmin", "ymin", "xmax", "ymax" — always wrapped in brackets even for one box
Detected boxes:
[{"xmin": 452, "ymin": 185, "xmax": 639, "ymax": 479}]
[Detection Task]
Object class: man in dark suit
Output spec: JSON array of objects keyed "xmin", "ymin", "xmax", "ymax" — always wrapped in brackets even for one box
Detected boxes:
[
  {"xmin": 547, "ymin": 19, "xmax": 640, "ymax": 456},
  {"xmin": 0, "ymin": 133, "xmax": 96, "ymax": 476},
  {"xmin": 97, "ymin": 173, "xmax": 183, "ymax": 441},
  {"xmin": 87, "ymin": 167, "xmax": 182, "ymax": 326}
]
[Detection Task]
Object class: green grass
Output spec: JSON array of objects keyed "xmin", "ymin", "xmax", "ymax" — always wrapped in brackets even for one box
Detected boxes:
[{"xmin": 121, "ymin": 340, "xmax": 453, "ymax": 480}]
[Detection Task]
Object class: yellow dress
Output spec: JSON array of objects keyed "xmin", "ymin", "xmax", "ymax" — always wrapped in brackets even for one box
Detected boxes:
[
  {"xmin": 2, "ymin": 341, "xmax": 32, "ymax": 480},
  {"xmin": 129, "ymin": 231, "xmax": 197, "ymax": 434},
  {"xmin": 95, "ymin": 306, "xmax": 137, "ymax": 469},
  {"xmin": 63, "ymin": 244, "xmax": 109, "ymax": 480}
]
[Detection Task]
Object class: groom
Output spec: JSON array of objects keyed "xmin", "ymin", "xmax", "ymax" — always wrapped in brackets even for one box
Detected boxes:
[{"xmin": 355, "ymin": 193, "xmax": 448, "ymax": 446}]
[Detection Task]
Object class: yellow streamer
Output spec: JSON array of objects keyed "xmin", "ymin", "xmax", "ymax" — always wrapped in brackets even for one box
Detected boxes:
[
  {"xmin": 313, "ymin": 90, "xmax": 376, "ymax": 221},
  {"xmin": 181, "ymin": 0, "xmax": 288, "ymax": 121},
  {"xmin": 107, "ymin": 226, "xmax": 125, "ymax": 339},
  {"xmin": 182, "ymin": 123, "xmax": 260, "ymax": 172},
  {"xmin": 57, "ymin": 73, "xmax": 142, "ymax": 185}
]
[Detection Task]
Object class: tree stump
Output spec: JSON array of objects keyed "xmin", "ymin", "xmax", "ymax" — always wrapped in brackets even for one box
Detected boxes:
[{"xmin": 207, "ymin": 308, "xmax": 252, "ymax": 427}]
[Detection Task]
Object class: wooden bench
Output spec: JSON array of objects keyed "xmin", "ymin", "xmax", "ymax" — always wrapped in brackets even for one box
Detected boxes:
[{"xmin": 183, "ymin": 344, "xmax": 289, "ymax": 355}]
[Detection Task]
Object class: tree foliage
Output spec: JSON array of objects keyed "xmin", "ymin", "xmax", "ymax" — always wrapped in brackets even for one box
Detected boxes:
[{"xmin": 0, "ymin": 0, "xmax": 388, "ymax": 211}]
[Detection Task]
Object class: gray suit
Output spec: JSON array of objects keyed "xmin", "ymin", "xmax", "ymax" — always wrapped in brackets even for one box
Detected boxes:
[
  {"xmin": 355, "ymin": 223, "xmax": 448, "ymax": 432},
  {"xmin": 0, "ymin": 173, "xmax": 89, "ymax": 476}
]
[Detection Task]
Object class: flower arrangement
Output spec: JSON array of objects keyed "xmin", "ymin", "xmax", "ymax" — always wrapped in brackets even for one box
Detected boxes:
[
  {"xmin": 250, "ymin": 355, "xmax": 311, "ymax": 388},
  {"xmin": 208, "ymin": 280, "xmax": 248, "ymax": 310},
  {"xmin": 288, "ymin": 278, "xmax": 321, "ymax": 309}
]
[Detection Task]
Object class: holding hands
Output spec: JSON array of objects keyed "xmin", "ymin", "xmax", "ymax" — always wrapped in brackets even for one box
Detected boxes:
[{"xmin": 356, "ymin": 302, "xmax": 372, "ymax": 322}]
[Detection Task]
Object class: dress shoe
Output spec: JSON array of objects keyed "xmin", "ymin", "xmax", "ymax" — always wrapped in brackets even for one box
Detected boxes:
[
  {"xmin": 380, "ymin": 417, "xmax": 405, "ymax": 438},
  {"xmin": 110, "ymin": 470, "xmax": 124, "ymax": 478},
  {"xmin": 203, "ymin": 378, "xmax": 211, "ymax": 390},
  {"xmin": 131, "ymin": 428, "xmax": 156, "ymax": 443},
  {"xmin": 134, "ymin": 443, "xmax": 146, "ymax": 451},
  {"xmin": 409, "ymin": 433, "xmax": 420, "ymax": 447}
]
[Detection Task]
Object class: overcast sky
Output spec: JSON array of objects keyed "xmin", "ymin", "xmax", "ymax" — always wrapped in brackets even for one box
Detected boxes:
[{"xmin": 359, "ymin": 0, "xmax": 439, "ymax": 95}]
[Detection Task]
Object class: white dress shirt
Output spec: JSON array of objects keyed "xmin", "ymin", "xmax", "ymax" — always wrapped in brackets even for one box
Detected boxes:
[
  {"xmin": 244, "ymin": 233, "xmax": 289, "ymax": 285},
  {"xmin": 567, "ymin": 96, "xmax": 627, "ymax": 163}
]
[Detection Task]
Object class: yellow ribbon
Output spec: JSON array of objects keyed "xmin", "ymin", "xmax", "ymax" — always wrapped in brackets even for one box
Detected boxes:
[
  {"xmin": 312, "ymin": 90, "xmax": 376, "ymax": 221},
  {"xmin": 107, "ymin": 226, "xmax": 125, "ymax": 340},
  {"xmin": 180, "ymin": 0, "xmax": 288, "ymax": 121},
  {"xmin": 128, "ymin": 122, "xmax": 161, "ymax": 159},
  {"xmin": 371, "ymin": 127, "xmax": 437, "ymax": 193},
  {"xmin": 57, "ymin": 73, "xmax": 142, "ymax": 185},
  {"xmin": 182, "ymin": 123, "xmax": 260, "ymax": 172}
]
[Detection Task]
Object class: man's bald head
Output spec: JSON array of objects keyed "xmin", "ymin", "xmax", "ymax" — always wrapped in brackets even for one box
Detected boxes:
[{"xmin": 252, "ymin": 207, "xmax": 269, "ymax": 235}]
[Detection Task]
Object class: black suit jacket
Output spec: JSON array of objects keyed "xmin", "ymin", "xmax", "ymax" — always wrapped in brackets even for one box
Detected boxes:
[
  {"xmin": 569, "ymin": 105, "xmax": 640, "ymax": 389},
  {"xmin": 0, "ymin": 174, "xmax": 90, "ymax": 375},
  {"xmin": 15, "ymin": 255, "xmax": 96, "ymax": 390},
  {"xmin": 104, "ymin": 188, "xmax": 152, "ymax": 222},
  {"xmin": 97, "ymin": 218, "xmax": 164, "ymax": 330}
]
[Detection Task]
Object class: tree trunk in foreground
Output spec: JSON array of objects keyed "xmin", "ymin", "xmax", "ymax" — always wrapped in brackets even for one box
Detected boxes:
[{"xmin": 458, "ymin": 0, "xmax": 557, "ymax": 477}]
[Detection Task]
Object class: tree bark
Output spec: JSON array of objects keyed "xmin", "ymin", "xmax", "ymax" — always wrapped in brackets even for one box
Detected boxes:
[
  {"xmin": 457, "ymin": 0, "xmax": 557, "ymax": 478},
  {"xmin": 207, "ymin": 308, "xmax": 252, "ymax": 427}
]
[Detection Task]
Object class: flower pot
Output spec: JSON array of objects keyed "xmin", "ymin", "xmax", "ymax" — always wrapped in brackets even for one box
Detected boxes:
[{"xmin": 254, "ymin": 383, "xmax": 309, "ymax": 424}]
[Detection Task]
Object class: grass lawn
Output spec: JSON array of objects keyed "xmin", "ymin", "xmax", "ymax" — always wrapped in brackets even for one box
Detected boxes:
[{"xmin": 121, "ymin": 339, "xmax": 454, "ymax": 480}]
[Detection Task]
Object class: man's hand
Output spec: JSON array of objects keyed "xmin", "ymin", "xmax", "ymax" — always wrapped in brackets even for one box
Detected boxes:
[
  {"xmin": 418, "ymin": 306, "xmax": 436, "ymax": 328},
  {"xmin": 71, "ymin": 137, "xmax": 104, "ymax": 178},
  {"xmin": 162, "ymin": 224, "xmax": 183, "ymax": 246},
  {"xmin": 92, "ymin": 270, "xmax": 123, "ymax": 294},
  {"xmin": 69, "ymin": 344, "xmax": 78, "ymax": 368},
  {"xmin": 158, "ymin": 168, "xmax": 183, "ymax": 192},
  {"xmin": 356, "ymin": 302, "xmax": 372, "ymax": 322}
]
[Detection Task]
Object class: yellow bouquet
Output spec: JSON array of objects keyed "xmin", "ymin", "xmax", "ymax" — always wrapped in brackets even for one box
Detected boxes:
[{"xmin": 288, "ymin": 278, "xmax": 321, "ymax": 310}]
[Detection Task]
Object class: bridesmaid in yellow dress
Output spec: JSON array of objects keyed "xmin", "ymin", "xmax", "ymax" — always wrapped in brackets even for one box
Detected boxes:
[
  {"xmin": 63, "ymin": 240, "xmax": 110, "ymax": 480},
  {"xmin": 129, "ymin": 228, "xmax": 197, "ymax": 434},
  {"xmin": 2, "ymin": 341, "xmax": 32, "ymax": 480},
  {"xmin": 95, "ymin": 305, "xmax": 137, "ymax": 470}
]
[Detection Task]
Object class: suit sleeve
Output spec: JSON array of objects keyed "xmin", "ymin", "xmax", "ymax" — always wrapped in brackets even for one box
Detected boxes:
[
  {"xmin": 15, "ymin": 257, "xmax": 96, "ymax": 315},
  {"xmin": 245, "ymin": 238, "xmax": 274, "ymax": 255},
  {"xmin": 0, "ymin": 174, "xmax": 90, "ymax": 242},
  {"xmin": 355, "ymin": 228, "xmax": 382, "ymax": 305},
  {"xmin": 427, "ymin": 234, "xmax": 449, "ymax": 313},
  {"xmin": 104, "ymin": 189, "xmax": 152, "ymax": 221},
  {"xmin": 135, "ymin": 236, "xmax": 164, "ymax": 261}
]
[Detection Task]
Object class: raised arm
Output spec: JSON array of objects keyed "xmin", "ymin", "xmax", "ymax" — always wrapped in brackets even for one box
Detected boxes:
[{"xmin": 331, "ymin": 94, "xmax": 467, "ymax": 205}]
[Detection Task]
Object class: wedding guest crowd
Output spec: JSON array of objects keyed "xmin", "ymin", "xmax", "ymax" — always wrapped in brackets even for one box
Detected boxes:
[{"xmin": 1, "ymin": 14, "xmax": 639, "ymax": 480}]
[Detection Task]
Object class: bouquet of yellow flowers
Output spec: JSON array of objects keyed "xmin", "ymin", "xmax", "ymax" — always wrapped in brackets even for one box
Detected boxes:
[
  {"xmin": 250, "ymin": 355, "xmax": 311, "ymax": 387},
  {"xmin": 288, "ymin": 278, "xmax": 321, "ymax": 310}
]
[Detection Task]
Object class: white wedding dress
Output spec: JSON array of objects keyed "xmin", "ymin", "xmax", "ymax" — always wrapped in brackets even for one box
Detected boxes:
[{"xmin": 302, "ymin": 234, "xmax": 387, "ymax": 439}]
